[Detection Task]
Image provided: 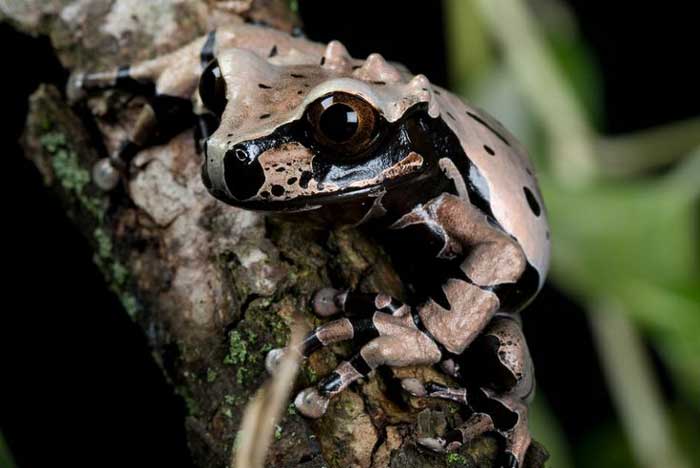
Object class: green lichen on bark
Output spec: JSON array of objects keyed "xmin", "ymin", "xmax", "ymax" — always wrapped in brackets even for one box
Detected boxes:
[
  {"xmin": 30, "ymin": 88, "xmax": 142, "ymax": 319},
  {"xmin": 39, "ymin": 130, "xmax": 106, "ymax": 221}
]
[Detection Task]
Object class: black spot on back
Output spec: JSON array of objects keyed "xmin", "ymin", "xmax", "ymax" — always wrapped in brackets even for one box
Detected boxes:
[
  {"xmin": 484, "ymin": 144, "xmax": 495, "ymax": 156},
  {"xmin": 259, "ymin": 113, "xmax": 271, "ymax": 119},
  {"xmin": 287, "ymin": 177, "xmax": 298, "ymax": 185},
  {"xmin": 268, "ymin": 45, "xmax": 278, "ymax": 58},
  {"xmin": 320, "ymin": 56, "xmax": 326, "ymax": 65},
  {"xmin": 523, "ymin": 186, "xmax": 541, "ymax": 216},
  {"xmin": 271, "ymin": 185, "xmax": 285, "ymax": 197},
  {"xmin": 290, "ymin": 73, "xmax": 306, "ymax": 78},
  {"xmin": 258, "ymin": 83, "xmax": 272, "ymax": 89},
  {"xmin": 466, "ymin": 111, "xmax": 511, "ymax": 147}
]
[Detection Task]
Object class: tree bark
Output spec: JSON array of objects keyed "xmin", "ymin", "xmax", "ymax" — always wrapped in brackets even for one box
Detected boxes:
[{"xmin": 3, "ymin": 1, "xmax": 548, "ymax": 467}]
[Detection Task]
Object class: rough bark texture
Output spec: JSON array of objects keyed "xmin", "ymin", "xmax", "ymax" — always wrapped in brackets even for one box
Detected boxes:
[{"xmin": 2, "ymin": 1, "xmax": 548, "ymax": 467}]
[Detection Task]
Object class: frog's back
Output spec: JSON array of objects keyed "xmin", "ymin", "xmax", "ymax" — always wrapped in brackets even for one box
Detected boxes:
[{"xmin": 433, "ymin": 90, "xmax": 550, "ymax": 289}]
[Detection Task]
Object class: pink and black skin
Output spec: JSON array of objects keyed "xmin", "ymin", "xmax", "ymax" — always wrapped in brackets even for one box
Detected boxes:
[{"xmin": 69, "ymin": 23, "xmax": 550, "ymax": 468}]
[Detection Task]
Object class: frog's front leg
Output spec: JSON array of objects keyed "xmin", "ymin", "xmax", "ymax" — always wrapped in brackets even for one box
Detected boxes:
[
  {"xmin": 394, "ymin": 192, "xmax": 528, "ymax": 355},
  {"xmin": 68, "ymin": 35, "xmax": 211, "ymax": 190},
  {"xmin": 293, "ymin": 312, "xmax": 442, "ymax": 417},
  {"xmin": 273, "ymin": 193, "xmax": 527, "ymax": 418},
  {"xmin": 91, "ymin": 95, "xmax": 195, "ymax": 190},
  {"xmin": 266, "ymin": 292, "xmax": 440, "ymax": 418},
  {"xmin": 266, "ymin": 290, "xmax": 413, "ymax": 372}
]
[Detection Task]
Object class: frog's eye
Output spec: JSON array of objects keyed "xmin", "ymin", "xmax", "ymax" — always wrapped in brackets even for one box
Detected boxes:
[
  {"xmin": 199, "ymin": 60, "xmax": 227, "ymax": 117},
  {"xmin": 306, "ymin": 92, "xmax": 380, "ymax": 157}
]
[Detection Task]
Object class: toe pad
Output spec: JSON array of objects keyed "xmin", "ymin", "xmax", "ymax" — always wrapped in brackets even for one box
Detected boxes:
[
  {"xmin": 312, "ymin": 288, "xmax": 341, "ymax": 317},
  {"xmin": 294, "ymin": 387, "xmax": 329, "ymax": 419}
]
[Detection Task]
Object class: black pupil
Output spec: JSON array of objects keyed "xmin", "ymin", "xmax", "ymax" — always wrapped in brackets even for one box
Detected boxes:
[{"xmin": 319, "ymin": 103, "xmax": 359, "ymax": 142}]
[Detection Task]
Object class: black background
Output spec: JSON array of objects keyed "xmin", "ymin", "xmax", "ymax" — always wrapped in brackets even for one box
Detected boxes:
[{"xmin": 1, "ymin": 2, "xmax": 697, "ymax": 467}]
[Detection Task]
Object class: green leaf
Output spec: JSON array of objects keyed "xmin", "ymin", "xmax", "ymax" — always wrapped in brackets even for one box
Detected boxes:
[{"xmin": 541, "ymin": 171, "xmax": 700, "ymax": 403}]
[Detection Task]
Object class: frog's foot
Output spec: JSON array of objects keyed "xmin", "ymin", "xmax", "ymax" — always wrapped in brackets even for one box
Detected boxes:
[
  {"xmin": 92, "ymin": 142, "xmax": 143, "ymax": 191},
  {"xmin": 401, "ymin": 378, "xmax": 468, "ymax": 405},
  {"xmin": 264, "ymin": 315, "xmax": 359, "ymax": 375},
  {"xmin": 496, "ymin": 399, "xmax": 531, "ymax": 468},
  {"xmin": 284, "ymin": 289, "xmax": 441, "ymax": 418},
  {"xmin": 91, "ymin": 115, "xmax": 148, "ymax": 191},
  {"xmin": 269, "ymin": 289, "xmax": 415, "ymax": 374},
  {"xmin": 417, "ymin": 413, "xmax": 494, "ymax": 453},
  {"xmin": 417, "ymin": 387, "xmax": 531, "ymax": 467}
]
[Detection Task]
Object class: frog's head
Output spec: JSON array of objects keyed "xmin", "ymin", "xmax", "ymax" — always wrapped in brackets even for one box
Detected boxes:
[{"xmin": 200, "ymin": 41, "xmax": 444, "ymax": 212}]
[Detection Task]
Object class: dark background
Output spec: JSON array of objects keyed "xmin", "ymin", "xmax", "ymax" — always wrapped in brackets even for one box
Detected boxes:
[{"xmin": 1, "ymin": 2, "xmax": 696, "ymax": 467}]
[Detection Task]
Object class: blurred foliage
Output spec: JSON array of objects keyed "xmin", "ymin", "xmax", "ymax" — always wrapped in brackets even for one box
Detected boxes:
[
  {"xmin": 544, "ymin": 164, "xmax": 700, "ymax": 405},
  {"xmin": 528, "ymin": 395, "xmax": 575, "ymax": 468},
  {"xmin": 445, "ymin": 0, "xmax": 699, "ymax": 467},
  {"xmin": 0, "ymin": 432, "xmax": 16, "ymax": 468},
  {"xmin": 576, "ymin": 420, "xmax": 637, "ymax": 468}
]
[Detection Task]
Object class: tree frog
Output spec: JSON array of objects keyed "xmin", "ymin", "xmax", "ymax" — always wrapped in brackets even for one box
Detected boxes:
[{"xmin": 70, "ymin": 22, "xmax": 549, "ymax": 468}]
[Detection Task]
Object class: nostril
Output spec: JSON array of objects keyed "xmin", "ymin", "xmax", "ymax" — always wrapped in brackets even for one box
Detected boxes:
[{"xmin": 234, "ymin": 147, "xmax": 248, "ymax": 162}]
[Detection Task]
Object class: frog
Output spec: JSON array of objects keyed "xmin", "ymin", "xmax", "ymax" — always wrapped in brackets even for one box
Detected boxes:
[{"xmin": 69, "ymin": 22, "xmax": 549, "ymax": 468}]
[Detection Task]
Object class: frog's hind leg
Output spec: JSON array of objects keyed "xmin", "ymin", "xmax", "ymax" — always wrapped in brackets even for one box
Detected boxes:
[
  {"xmin": 413, "ymin": 315, "xmax": 534, "ymax": 468},
  {"xmin": 293, "ymin": 312, "xmax": 441, "ymax": 418}
]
